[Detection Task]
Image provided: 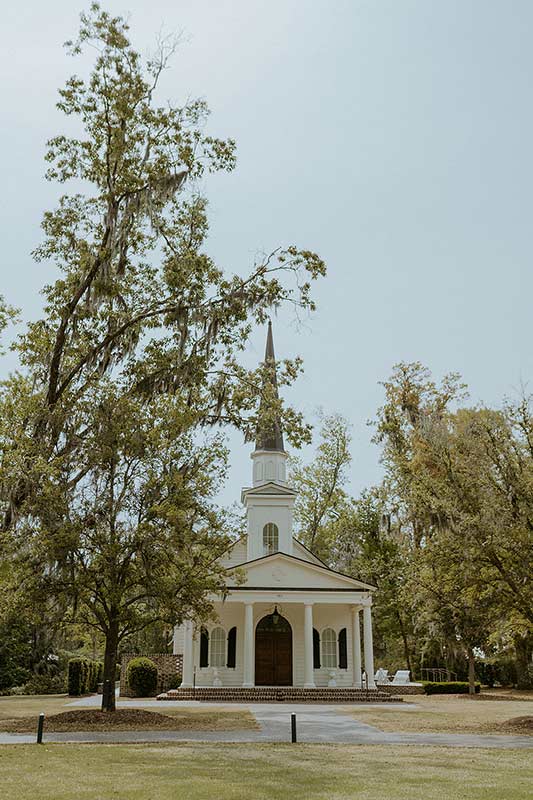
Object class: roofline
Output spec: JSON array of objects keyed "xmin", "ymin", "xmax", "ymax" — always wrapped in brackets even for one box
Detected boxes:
[
  {"xmin": 241, "ymin": 482, "xmax": 297, "ymax": 497},
  {"xmin": 226, "ymin": 586, "xmax": 372, "ymax": 593},
  {"xmin": 293, "ymin": 537, "xmax": 329, "ymax": 568},
  {"xmin": 227, "ymin": 550, "xmax": 377, "ymax": 591}
]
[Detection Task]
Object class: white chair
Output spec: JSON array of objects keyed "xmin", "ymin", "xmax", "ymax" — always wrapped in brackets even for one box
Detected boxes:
[
  {"xmin": 374, "ymin": 668, "xmax": 390, "ymax": 684},
  {"xmin": 391, "ymin": 670, "xmax": 411, "ymax": 685}
]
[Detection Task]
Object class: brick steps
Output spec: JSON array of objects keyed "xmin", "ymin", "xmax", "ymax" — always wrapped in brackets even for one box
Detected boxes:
[{"xmin": 157, "ymin": 687, "xmax": 401, "ymax": 703}]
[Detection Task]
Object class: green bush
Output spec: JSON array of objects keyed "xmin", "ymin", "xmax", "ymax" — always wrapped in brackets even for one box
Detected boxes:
[
  {"xmin": 68, "ymin": 657, "xmax": 103, "ymax": 696},
  {"xmin": 165, "ymin": 674, "xmax": 181, "ymax": 691},
  {"xmin": 4, "ymin": 674, "xmax": 66, "ymax": 695},
  {"xmin": 127, "ymin": 657, "xmax": 158, "ymax": 697},
  {"xmin": 423, "ymin": 681, "xmax": 481, "ymax": 695}
]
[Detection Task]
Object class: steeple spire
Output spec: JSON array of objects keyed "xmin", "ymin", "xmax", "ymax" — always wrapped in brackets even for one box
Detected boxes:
[{"xmin": 255, "ymin": 321, "xmax": 285, "ymax": 452}]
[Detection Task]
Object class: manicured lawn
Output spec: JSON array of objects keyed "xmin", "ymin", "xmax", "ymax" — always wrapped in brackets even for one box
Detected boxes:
[
  {"xmin": 0, "ymin": 694, "xmax": 72, "ymax": 720},
  {"xmin": 0, "ymin": 742, "xmax": 531, "ymax": 800},
  {"xmin": 349, "ymin": 692, "xmax": 533, "ymax": 734},
  {"xmin": 0, "ymin": 696, "xmax": 256, "ymax": 732}
]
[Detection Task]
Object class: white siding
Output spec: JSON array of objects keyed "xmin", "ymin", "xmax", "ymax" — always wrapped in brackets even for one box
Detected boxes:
[
  {"xmin": 219, "ymin": 538, "xmax": 248, "ymax": 569},
  {"xmin": 292, "ymin": 539, "xmax": 325, "ymax": 566}
]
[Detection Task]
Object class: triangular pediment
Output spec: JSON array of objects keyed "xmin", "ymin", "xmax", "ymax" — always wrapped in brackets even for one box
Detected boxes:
[
  {"xmin": 227, "ymin": 551, "xmax": 375, "ymax": 592},
  {"xmin": 241, "ymin": 482, "xmax": 297, "ymax": 500}
]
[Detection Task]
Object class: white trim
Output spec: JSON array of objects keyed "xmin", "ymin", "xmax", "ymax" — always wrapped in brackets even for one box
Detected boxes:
[{"xmin": 228, "ymin": 551, "xmax": 375, "ymax": 590}]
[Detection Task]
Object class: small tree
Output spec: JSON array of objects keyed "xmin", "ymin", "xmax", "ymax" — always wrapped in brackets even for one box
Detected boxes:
[{"xmin": 290, "ymin": 412, "xmax": 352, "ymax": 558}]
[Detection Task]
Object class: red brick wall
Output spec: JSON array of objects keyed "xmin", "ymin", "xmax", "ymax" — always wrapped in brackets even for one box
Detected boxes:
[{"xmin": 120, "ymin": 653, "xmax": 183, "ymax": 697}]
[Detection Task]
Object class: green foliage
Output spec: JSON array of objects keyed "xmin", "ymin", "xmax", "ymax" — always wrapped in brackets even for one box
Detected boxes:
[
  {"xmin": 291, "ymin": 412, "xmax": 352, "ymax": 559},
  {"xmin": 423, "ymin": 681, "xmax": 480, "ymax": 695},
  {"xmin": 4, "ymin": 674, "xmax": 66, "ymax": 696},
  {"xmin": 0, "ymin": 4, "xmax": 325, "ymax": 713},
  {"xmin": 126, "ymin": 657, "xmax": 158, "ymax": 697},
  {"xmin": 165, "ymin": 674, "xmax": 181, "ymax": 691},
  {"xmin": 0, "ymin": 617, "xmax": 32, "ymax": 690},
  {"xmin": 372, "ymin": 362, "xmax": 533, "ymax": 690},
  {"xmin": 68, "ymin": 657, "xmax": 103, "ymax": 696}
]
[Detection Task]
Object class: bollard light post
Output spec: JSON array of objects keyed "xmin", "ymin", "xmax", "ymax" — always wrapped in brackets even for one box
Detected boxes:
[
  {"xmin": 36, "ymin": 712, "xmax": 45, "ymax": 744},
  {"xmin": 291, "ymin": 713, "xmax": 297, "ymax": 743}
]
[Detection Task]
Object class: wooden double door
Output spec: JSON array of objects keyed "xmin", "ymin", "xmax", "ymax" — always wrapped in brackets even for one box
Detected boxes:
[{"xmin": 255, "ymin": 613, "xmax": 292, "ymax": 686}]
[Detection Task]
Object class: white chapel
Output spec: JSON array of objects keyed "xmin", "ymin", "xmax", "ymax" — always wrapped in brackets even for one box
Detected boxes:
[{"xmin": 173, "ymin": 323, "xmax": 377, "ymax": 692}]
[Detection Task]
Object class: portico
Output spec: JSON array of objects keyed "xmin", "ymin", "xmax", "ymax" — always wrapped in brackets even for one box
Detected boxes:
[{"xmin": 179, "ymin": 591, "xmax": 376, "ymax": 690}]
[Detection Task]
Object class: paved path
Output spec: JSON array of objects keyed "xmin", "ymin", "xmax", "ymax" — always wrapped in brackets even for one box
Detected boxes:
[{"xmin": 1, "ymin": 698, "xmax": 532, "ymax": 748}]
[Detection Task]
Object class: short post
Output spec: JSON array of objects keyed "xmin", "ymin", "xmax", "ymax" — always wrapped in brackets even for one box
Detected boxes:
[
  {"xmin": 290, "ymin": 713, "xmax": 297, "ymax": 743},
  {"xmin": 36, "ymin": 712, "xmax": 45, "ymax": 744}
]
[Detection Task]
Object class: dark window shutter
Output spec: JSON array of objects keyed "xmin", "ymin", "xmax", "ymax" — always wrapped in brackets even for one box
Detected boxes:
[
  {"xmin": 313, "ymin": 628, "xmax": 321, "ymax": 669},
  {"xmin": 227, "ymin": 626, "xmax": 237, "ymax": 668},
  {"xmin": 200, "ymin": 627, "xmax": 209, "ymax": 668},
  {"xmin": 338, "ymin": 628, "xmax": 347, "ymax": 669}
]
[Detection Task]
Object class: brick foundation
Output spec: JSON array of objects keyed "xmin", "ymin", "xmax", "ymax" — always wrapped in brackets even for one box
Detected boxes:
[
  {"xmin": 378, "ymin": 684, "xmax": 424, "ymax": 695},
  {"xmin": 120, "ymin": 653, "xmax": 183, "ymax": 697},
  {"xmin": 157, "ymin": 686, "xmax": 402, "ymax": 703}
]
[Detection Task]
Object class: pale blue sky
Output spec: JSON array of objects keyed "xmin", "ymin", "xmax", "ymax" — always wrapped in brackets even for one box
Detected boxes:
[{"xmin": 1, "ymin": 1, "xmax": 532, "ymax": 503}]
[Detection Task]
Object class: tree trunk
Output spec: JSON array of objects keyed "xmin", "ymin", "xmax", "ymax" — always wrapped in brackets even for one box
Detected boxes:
[
  {"xmin": 467, "ymin": 648, "xmax": 476, "ymax": 695},
  {"xmin": 515, "ymin": 634, "xmax": 533, "ymax": 690},
  {"xmin": 395, "ymin": 608, "xmax": 413, "ymax": 677},
  {"xmin": 101, "ymin": 617, "xmax": 120, "ymax": 712}
]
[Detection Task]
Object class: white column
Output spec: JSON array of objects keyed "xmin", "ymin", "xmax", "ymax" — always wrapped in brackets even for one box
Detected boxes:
[
  {"xmin": 181, "ymin": 620, "xmax": 194, "ymax": 688},
  {"xmin": 363, "ymin": 603, "xmax": 376, "ymax": 688},
  {"xmin": 242, "ymin": 602, "xmax": 255, "ymax": 687},
  {"xmin": 304, "ymin": 603, "xmax": 316, "ymax": 688},
  {"xmin": 351, "ymin": 606, "xmax": 362, "ymax": 688}
]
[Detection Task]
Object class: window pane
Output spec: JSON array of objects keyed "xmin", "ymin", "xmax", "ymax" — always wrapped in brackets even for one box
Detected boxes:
[
  {"xmin": 321, "ymin": 628, "xmax": 337, "ymax": 669},
  {"xmin": 263, "ymin": 523, "xmax": 279, "ymax": 554},
  {"xmin": 210, "ymin": 627, "xmax": 226, "ymax": 667}
]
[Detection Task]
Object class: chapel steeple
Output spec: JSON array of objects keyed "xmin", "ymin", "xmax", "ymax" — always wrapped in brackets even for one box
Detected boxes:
[
  {"xmin": 250, "ymin": 322, "xmax": 288, "ymax": 489},
  {"xmin": 255, "ymin": 320, "xmax": 285, "ymax": 453}
]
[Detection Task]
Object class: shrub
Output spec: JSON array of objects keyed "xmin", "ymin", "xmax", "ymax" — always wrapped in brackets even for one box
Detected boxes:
[
  {"xmin": 23, "ymin": 674, "xmax": 66, "ymax": 694},
  {"xmin": 68, "ymin": 657, "xmax": 103, "ymax": 696},
  {"xmin": 3, "ymin": 674, "xmax": 66, "ymax": 695},
  {"xmin": 127, "ymin": 657, "xmax": 158, "ymax": 697},
  {"xmin": 423, "ymin": 681, "xmax": 481, "ymax": 695},
  {"xmin": 165, "ymin": 674, "xmax": 181, "ymax": 691}
]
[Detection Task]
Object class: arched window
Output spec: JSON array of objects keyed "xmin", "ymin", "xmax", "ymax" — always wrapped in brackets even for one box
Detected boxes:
[
  {"xmin": 227, "ymin": 627, "xmax": 237, "ymax": 668},
  {"xmin": 313, "ymin": 628, "xmax": 321, "ymax": 669},
  {"xmin": 263, "ymin": 523, "xmax": 279, "ymax": 554},
  {"xmin": 210, "ymin": 627, "xmax": 226, "ymax": 667},
  {"xmin": 321, "ymin": 628, "xmax": 337, "ymax": 669},
  {"xmin": 338, "ymin": 628, "xmax": 347, "ymax": 669},
  {"xmin": 199, "ymin": 627, "xmax": 209, "ymax": 668}
]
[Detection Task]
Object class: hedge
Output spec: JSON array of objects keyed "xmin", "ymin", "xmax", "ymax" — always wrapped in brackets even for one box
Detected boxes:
[
  {"xmin": 126, "ymin": 657, "xmax": 158, "ymax": 697},
  {"xmin": 68, "ymin": 657, "xmax": 103, "ymax": 696},
  {"xmin": 423, "ymin": 681, "xmax": 480, "ymax": 695}
]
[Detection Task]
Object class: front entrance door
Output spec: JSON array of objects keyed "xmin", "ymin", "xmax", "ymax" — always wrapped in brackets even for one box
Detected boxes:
[{"xmin": 255, "ymin": 612, "xmax": 292, "ymax": 686}]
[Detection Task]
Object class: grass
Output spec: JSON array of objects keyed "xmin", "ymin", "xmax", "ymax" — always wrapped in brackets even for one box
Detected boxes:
[
  {"xmin": 0, "ymin": 695, "xmax": 256, "ymax": 732},
  {"xmin": 0, "ymin": 742, "xmax": 532, "ymax": 800},
  {"xmin": 348, "ymin": 692, "xmax": 533, "ymax": 734},
  {"xmin": 0, "ymin": 694, "xmax": 72, "ymax": 720}
]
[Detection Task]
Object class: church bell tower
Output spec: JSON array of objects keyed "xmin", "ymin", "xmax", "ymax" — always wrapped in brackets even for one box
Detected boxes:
[{"xmin": 241, "ymin": 322, "xmax": 296, "ymax": 561}]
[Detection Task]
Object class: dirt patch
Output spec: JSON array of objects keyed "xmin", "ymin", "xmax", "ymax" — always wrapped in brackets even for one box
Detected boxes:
[
  {"xmin": 495, "ymin": 716, "xmax": 533, "ymax": 734},
  {"xmin": 0, "ymin": 708, "xmax": 258, "ymax": 733},
  {"xmin": 470, "ymin": 693, "xmax": 533, "ymax": 702}
]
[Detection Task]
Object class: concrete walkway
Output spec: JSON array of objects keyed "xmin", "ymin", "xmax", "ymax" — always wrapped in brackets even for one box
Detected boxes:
[{"xmin": 0, "ymin": 697, "xmax": 531, "ymax": 749}]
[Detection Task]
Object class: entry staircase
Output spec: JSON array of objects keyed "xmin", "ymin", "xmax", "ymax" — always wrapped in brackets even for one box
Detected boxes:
[{"xmin": 157, "ymin": 686, "xmax": 401, "ymax": 703}]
